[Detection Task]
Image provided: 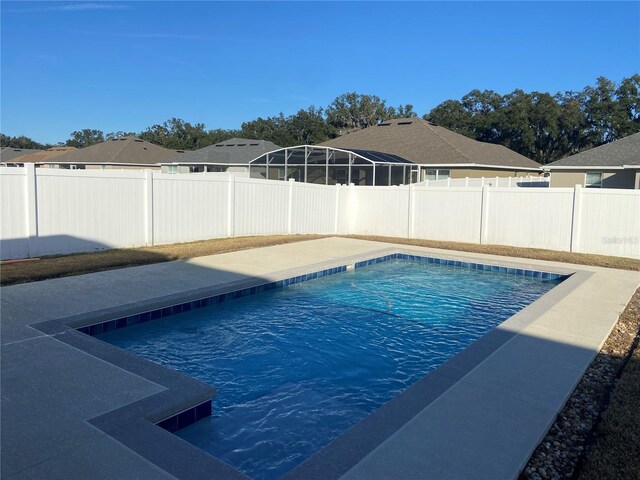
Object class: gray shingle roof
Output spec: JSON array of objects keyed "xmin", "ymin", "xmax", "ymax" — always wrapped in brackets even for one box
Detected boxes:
[
  {"xmin": 320, "ymin": 118, "xmax": 540, "ymax": 169},
  {"xmin": 546, "ymin": 132, "xmax": 640, "ymax": 168},
  {"xmin": 0, "ymin": 147, "xmax": 42, "ymax": 162},
  {"xmin": 50, "ymin": 136, "xmax": 183, "ymax": 165},
  {"xmin": 163, "ymin": 138, "xmax": 282, "ymax": 165},
  {"xmin": 12, "ymin": 147, "xmax": 78, "ymax": 164}
]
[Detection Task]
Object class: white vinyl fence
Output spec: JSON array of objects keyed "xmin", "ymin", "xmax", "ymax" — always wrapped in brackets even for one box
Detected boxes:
[
  {"xmin": 1, "ymin": 165, "xmax": 638, "ymax": 260},
  {"xmin": 415, "ymin": 175, "xmax": 549, "ymax": 188}
]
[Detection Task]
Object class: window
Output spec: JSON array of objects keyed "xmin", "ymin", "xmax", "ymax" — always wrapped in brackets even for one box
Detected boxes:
[
  {"xmin": 585, "ymin": 172, "xmax": 603, "ymax": 188},
  {"xmin": 425, "ymin": 169, "xmax": 450, "ymax": 181},
  {"xmin": 167, "ymin": 165, "xmax": 178, "ymax": 174},
  {"xmin": 189, "ymin": 166, "xmax": 204, "ymax": 173}
]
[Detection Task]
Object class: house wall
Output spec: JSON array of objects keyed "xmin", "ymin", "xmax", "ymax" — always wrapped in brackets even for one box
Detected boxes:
[
  {"xmin": 449, "ymin": 168, "xmax": 538, "ymax": 179},
  {"xmin": 551, "ymin": 169, "xmax": 637, "ymax": 189},
  {"xmin": 161, "ymin": 165, "xmax": 250, "ymax": 174},
  {"xmin": 53, "ymin": 164, "xmax": 161, "ymax": 171},
  {"xmin": 603, "ymin": 170, "xmax": 637, "ymax": 189},
  {"xmin": 99, "ymin": 164, "xmax": 161, "ymax": 171},
  {"xmin": 550, "ymin": 171, "xmax": 585, "ymax": 188}
]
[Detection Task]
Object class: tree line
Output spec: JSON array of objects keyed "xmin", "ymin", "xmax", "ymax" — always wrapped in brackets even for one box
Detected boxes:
[{"xmin": 2, "ymin": 75, "xmax": 638, "ymax": 164}]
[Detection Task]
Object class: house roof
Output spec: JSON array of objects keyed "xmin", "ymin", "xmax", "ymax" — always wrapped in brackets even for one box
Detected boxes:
[
  {"xmin": 546, "ymin": 132, "xmax": 640, "ymax": 168},
  {"xmin": 163, "ymin": 138, "xmax": 282, "ymax": 165},
  {"xmin": 51, "ymin": 136, "xmax": 183, "ymax": 165},
  {"xmin": 0, "ymin": 147, "xmax": 42, "ymax": 162},
  {"xmin": 12, "ymin": 147, "xmax": 78, "ymax": 164},
  {"xmin": 319, "ymin": 117, "xmax": 540, "ymax": 169}
]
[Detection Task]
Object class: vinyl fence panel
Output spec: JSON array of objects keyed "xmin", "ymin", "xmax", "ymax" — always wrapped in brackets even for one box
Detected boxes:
[
  {"xmin": 412, "ymin": 187, "xmax": 483, "ymax": 243},
  {"xmin": 291, "ymin": 182, "xmax": 338, "ymax": 234},
  {"xmin": 233, "ymin": 177, "xmax": 289, "ymax": 236},
  {"xmin": 152, "ymin": 173, "xmax": 229, "ymax": 245},
  {"xmin": 577, "ymin": 188, "xmax": 640, "ymax": 258},
  {"xmin": 351, "ymin": 186, "xmax": 410, "ymax": 237},
  {"xmin": 33, "ymin": 169, "xmax": 146, "ymax": 256},
  {"xmin": 0, "ymin": 168, "xmax": 29, "ymax": 259},
  {"xmin": 484, "ymin": 188, "xmax": 575, "ymax": 251}
]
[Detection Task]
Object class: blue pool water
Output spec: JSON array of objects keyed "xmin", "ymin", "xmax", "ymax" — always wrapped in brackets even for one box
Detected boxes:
[{"xmin": 99, "ymin": 259, "xmax": 562, "ymax": 480}]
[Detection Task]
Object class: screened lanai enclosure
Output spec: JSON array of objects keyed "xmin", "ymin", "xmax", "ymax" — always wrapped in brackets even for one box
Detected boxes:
[{"xmin": 249, "ymin": 146, "xmax": 418, "ymax": 186}]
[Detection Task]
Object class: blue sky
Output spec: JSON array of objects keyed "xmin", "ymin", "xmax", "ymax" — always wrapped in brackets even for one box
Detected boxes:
[{"xmin": 2, "ymin": 1, "xmax": 639, "ymax": 144}]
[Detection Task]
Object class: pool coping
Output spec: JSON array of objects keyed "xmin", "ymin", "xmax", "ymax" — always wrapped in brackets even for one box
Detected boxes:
[{"xmin": 3, "ymin": 238, "xmax": 638, "ymax": 480}]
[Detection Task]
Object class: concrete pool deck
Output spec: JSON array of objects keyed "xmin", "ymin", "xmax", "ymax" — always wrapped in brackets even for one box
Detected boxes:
[{"xmin": 1, "ymin": 237, "xmax": 638, "ymax": 479}]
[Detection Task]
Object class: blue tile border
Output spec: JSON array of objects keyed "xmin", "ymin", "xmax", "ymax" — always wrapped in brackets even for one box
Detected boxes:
[
  {"xmin": 156, "ymin": 400, "xmax": 212, "ymax": 433},
  {"xmin": 356, "ymin": 253, "xmax": 566, "ymax": 282},
  {"xmin": 77, "ymin": 254, "xmax": 566, "ymax": 338}
]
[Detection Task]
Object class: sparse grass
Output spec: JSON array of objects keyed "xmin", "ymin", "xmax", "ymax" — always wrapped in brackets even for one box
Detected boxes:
[
  {"xmin": 345, "ymin": 235, "xmax": 640, "ymax": 271},
  {"xmin": 0, "ymin": 235, "xmax": 325, "ymax": 286}
]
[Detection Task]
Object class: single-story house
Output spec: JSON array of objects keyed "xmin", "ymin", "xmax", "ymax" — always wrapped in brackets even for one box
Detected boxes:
[
  {"xmin": 43, "ymin": 136, "xmax": 184, "ymax": 170},
  {"xmin": 2, "ymin": 147, "xmax": 78, "ymax": 167},
  {"xmin": 0, "ymin": 147, "xmax": 43, "ymax": 165},
  {"xmin": 160, "ymin": 138, "xmax": 282, "ymax": 174},
  {"xmin": 545, "ymin": 132, "xmax": 640, "ymax": 189},
  {"xmin": 319, "ymin": 117, "xmax": 542, "ymax": 181}
]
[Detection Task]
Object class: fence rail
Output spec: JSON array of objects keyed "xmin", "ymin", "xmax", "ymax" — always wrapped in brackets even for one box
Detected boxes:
[
  {"xmin": 1, "ymin": 165, "xmax": 638, "ymax": 260},
  {"xmin": 414, "ymin": 175, "xmax": 549, "ymax": 188}
]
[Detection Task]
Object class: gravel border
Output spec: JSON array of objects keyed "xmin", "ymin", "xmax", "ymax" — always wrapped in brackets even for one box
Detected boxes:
[{"xmin": 520, "ymin": 287, "xmax": 640, "ymax": 480}]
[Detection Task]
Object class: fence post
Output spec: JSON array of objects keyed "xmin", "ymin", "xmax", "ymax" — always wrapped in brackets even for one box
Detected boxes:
[
  {"xmin": 479, "ymin": 184, "xmax": 490, "ymax": 244},
  {"xmin": 465, "ymin": 177, "xmax": 469, "ymax": 187},
  {"xmin": 508, "ymin": 177, "xmax": 512, "ymax": 188},
  {"xmin": 334, "ymin": 183, "xmax": 340, "ymax": 234},
  {"xmin": 287, "ymin": 178, "xmax": 295, "ymax": 234},
  {"xmin": 570, "ymin": 185, "xmax": 582, "ymax": 252},
  {"xmin": 144, "ymin": 169, "xmax": 154, "ymax": 246},
  {"xmin": 348, "ymin": 183, "xmax": 356, "ymax": 234},
  {"xmin": 408, "ymin": 183, "xmax": 415, "ymax": 238},
  {"xmin": 25, "ymin": 163, "xmax": 38, "ymax": 257},
  {"xmin": 227, "ymin": 174, "xmax": 235, "ymax": 237}
]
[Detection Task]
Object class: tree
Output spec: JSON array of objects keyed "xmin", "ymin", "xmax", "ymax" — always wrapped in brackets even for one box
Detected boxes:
[
  {"xmin": 553, "ymin": 91, "xmax": 589, "ymax": 159},
  {"xmin": 0, "ymin": 133, "xmax": 50, "ymax": 149},
  {"xmin": 65, "ymin": 129, "xmax": 105, "ymax": 148},
  {"xmin": 105, "ymin": 131, "xmax": 136, "ymax": 140},
  {"xmin": 389, "ymin": 104, "xmax": 418, "ymax": 119},
  {"xmin": 240, "ymin": 113, "xmax": 296, "ymax": 147},
  {"xmin": 286, "ymin": 106, "xmax": 337, "ymax": 145},
  {"xmin": 138, "ymin": 118, "xmax": 239, "ymax": 150},
  {"xmin": 613, "ymin": 74, "xmax": 640, "ymax": 139},
  {"xmin": 425, "ymin": 99, "xmax": 475, "ymax": 138},
  {"xmin": 426, "ymin": 75, "xmax": 640, "ymax": 163},
  {"xmin": 325, "ymin": 92, "xmax": 394, "ymax": 133},
  {"xmin": 581, "ymin": 76, "xmax": 618, "ymax": 145}
]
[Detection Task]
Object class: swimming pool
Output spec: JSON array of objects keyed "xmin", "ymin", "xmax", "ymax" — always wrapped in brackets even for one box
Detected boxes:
[{"xmin": 98, "ymin": 257, "xmax": 564, "ymax": 480}]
